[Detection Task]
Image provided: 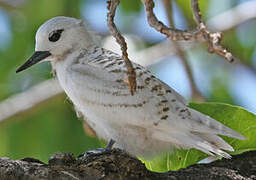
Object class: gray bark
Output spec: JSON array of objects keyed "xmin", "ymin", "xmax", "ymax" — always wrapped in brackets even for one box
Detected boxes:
[{"xmin": 0, "ymin": 149, "xmax": 255, "ymax": 180}]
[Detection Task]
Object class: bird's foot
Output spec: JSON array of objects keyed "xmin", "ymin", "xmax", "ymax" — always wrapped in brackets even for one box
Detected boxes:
[{"xmin": 77, "ymin": 139, "xmax": 115, "ymax": 158}]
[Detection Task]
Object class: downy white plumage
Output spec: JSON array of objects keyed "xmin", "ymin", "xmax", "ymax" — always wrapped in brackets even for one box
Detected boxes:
[{"xmin": 17, "ymin": 16, "xmax": 245, "ymax": 159}]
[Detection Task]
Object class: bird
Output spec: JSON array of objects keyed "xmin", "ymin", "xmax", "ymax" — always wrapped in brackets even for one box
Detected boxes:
[{"xmin": 16, "ymin": 16, "xmax": 245, "ymax": 159}]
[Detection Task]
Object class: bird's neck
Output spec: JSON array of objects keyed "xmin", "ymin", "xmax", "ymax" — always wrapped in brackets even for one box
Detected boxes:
[{"xmin": 51, "ymin": 49, "xmax": 81, "ymax": 71}]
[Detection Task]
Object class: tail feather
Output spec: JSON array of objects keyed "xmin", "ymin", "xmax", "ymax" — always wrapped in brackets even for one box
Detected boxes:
[
  {"xmin": 152, "ymin": 130, "xmax": 234, "ymax": 158},
  {"xmin": 195, "ymin": 141, "xmax": 231, "ymax": 159},
  {"xmin": 192, "ymin": 132, "xmax": 234, "ymax": 151},
  {"xmin": 174, "ymin": 133, "xmax": 233, "ymax": 158},
  {"xmin": 188, "ymin": 108, "xmax": 246, "ymax": 140},
  {"xmin": 151, "ymin": 107, "xmax": 245, "ymax": 158}
]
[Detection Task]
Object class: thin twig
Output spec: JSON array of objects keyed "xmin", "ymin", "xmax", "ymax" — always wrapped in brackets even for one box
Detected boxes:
[
  {"xmin": 162, "ymin": 0, "xmax": 205, "ymax": 101},
  {"xmin": 107, "ymin": 0, "xmax": 136, "ymax": 95},
  {"xmin": 141, "ymin": 0, "xmax": 200, "ymax": 41},
  {"xmin": 190, "ymin": 0, "xmax": 234, "ymax": 62},
  {"xmin": 141, "ymin": 0, "xmax": 234, "ymax": 62}
]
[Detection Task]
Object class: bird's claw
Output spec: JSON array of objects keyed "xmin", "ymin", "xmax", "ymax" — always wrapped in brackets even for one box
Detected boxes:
[{"xmin": 77, "ymin": 139, "xmax": 115, "ymax": 158}]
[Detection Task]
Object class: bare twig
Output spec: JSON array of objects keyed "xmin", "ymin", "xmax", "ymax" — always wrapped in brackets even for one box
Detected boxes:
[
  {"xmin": 191, "ymin": 0, "xmax": 234, "ymax": 62},
  {"xmin": 141, "ymin": 0, "xmax": 234, "ymax": 62},
  {"xmin": 141, "ymin": 0, "xmax": 200, "ymax": 41},
  {"xmin": 107, "ymin": 0, "xmax": 136, "ymax": 95},
  {"xmin": 162, "ymin": 0, "xmax": 205, "ymax": 101}
]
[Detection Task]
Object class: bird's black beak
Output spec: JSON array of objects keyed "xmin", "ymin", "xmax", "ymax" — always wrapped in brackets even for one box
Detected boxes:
[{"xmin": 16, "ymin": 51, "xmax": 51, "ymax": 73}]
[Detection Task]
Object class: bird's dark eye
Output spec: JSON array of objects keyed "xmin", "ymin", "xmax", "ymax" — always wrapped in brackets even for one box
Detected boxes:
[{"xmin": 48, "ymin": 29, "xmax": 64, "ymax": 42}]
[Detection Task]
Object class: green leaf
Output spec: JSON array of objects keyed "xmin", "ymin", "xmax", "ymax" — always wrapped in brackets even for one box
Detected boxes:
[
  {"xmin": 120, "ymin": 0, "xmax": 142, "ymax": 14},
  {"xmin": 141, "ymin": 102, "xmax": 256, "ymax": 172}
]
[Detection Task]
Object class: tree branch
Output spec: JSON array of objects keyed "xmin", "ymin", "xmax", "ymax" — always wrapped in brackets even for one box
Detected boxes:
[
  {"xmin": 0, "ymin": 149, "xmax": 255, "ymax": 179},
  {"xmin": 0, "ymin": 79, "xmax": 63, "ymax": 123},
  {"xmin": 190, "ymin": 0, "xmax": 234, "ymax": 62},
  {"xmin": 107, "ymin": 0, "xmax": 136, "ymax": 95},
  {"xmin": 141, "ymin": 0, "xmax": 235, "ymax": 62},
  {"xmin": 141, "ymin": 0, "xmax": 200, "ymax": 41}
]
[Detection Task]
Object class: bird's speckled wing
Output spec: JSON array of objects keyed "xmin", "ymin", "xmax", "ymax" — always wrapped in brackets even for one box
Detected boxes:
[
  {"xmin": 72, "ymin": 46, "xmax": 186, "ymax": 104},
  {"xmin": 70, "ymin": 46, "xmax": 189, "ymax": 122},
  {"xmin": 69, "ymin": 46, "xmax": 245, "ymax": 158},
  {"xmin": 70, "ymin": 46, "xmax": 244, "ymax": 138}
]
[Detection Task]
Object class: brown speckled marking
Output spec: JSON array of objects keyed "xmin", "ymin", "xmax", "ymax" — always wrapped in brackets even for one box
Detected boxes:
[
  {"xmin": 151, "ymin": 85, "xmax": 158, "ymax": 92},
  {"xmin": 135, "ymin": 66, "xmax": 142, "ymax": 70},
  {"xmin": 163, "ymin": 107, "xmax": 170, "ymax": 112},
  {"xmin": 117, "ymin": 61, "xmax": 123, "ymax": 65},
  {"xmin": 79, "ymin": 89, "xmax": 151, "ymax": 108},
  {"xmin": 137, "ymin": 85, "xmax": 145, "ymax": 89},
  {"xmin": 104, "ymin": 62, "xmax": 116, "ymax": 69},
  {"xmin": 161, "ymin": 100, "xmax": 168, "ymax": 103},
  {"xmin": 158, "ymin": 99, "xmax": 169, "ymax": 106},
  {"xmin": 145, "ymin": 77, "xmax": 151, "ymax": 82},
  {"xmin": 166, "ymin": 89, "xmax": 172, "ymax": 93},
  {"xmin": 116, "ymin": 79, "xmax": 123, "ymax": 83},
  {"xmin": 98, "ymin": 60, "xmax": 109, "ymax": 64},
  {"xmin": 88, "ymin": 87, "xmax": 130, "ymax": 97},
  {"xmin": 179, "ymin": 108, "xmax": 191, "ymax": 119},
  {"xmin": 161, "ymin": 115, "xmax": 168, "ymax": 120},
  {"xmin": 136, "ymin": 103, "xmax": 143, "ymax": 107},
  {"xmin": 138, "ymin": 71, "xmax": 144, "ymax": 77},
  {"xmin": 110, "ymin": 69, "xmax": 123, "ymax": 73},
  {"xmin": 92, "ymin": 47, "xmax": 97, "ymax": 53}
]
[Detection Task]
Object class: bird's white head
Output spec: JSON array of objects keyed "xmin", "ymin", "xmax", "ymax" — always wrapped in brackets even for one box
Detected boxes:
[{"xmin": 16, "ymin": 16, "xmax": 94, "ymax": 73}]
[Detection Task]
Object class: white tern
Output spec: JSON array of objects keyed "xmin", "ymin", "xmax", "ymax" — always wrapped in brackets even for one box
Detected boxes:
[{"xmin": 17, "ymin": 16, "xmax": 245, "ymax": 159}]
